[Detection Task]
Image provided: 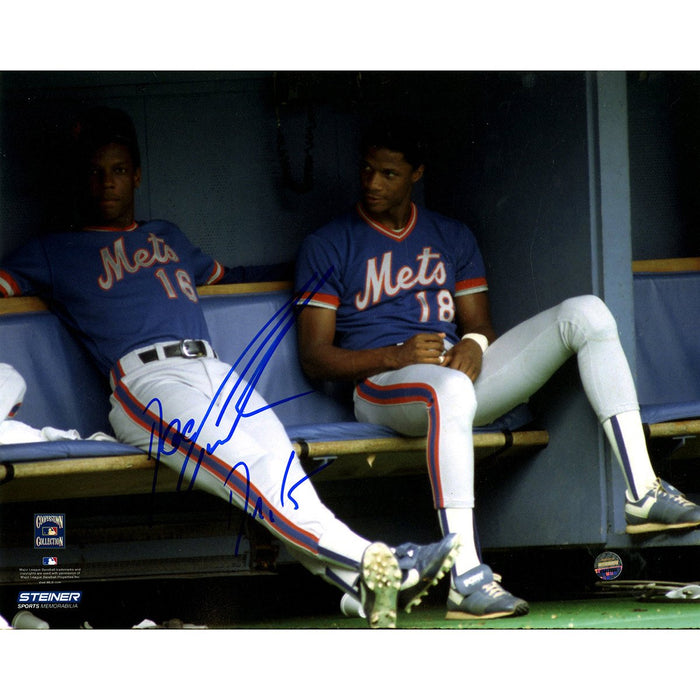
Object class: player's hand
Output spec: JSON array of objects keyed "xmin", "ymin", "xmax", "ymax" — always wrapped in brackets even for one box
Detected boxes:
[
  {"xmin": 443, "ymin": 337, "xmax": 484, "ymax": 381},
  {"xmin": 394, "ymin": 332, "xmax": 447, "ymax": 368}
]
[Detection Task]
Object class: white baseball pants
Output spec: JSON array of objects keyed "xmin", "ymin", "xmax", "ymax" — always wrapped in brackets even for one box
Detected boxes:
[
  {"xmin": 109, "ymin": 352, "xmax": 371, "ymax": 573},
  {"xmin": 354, "ymin": 295, "xmax": 640, "ymax": 509}
]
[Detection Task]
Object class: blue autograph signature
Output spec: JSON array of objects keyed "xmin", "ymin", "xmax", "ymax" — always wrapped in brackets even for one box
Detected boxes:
[{"xmin": 142, "ymin": 270, "xmax": 334, "ymax": 553}]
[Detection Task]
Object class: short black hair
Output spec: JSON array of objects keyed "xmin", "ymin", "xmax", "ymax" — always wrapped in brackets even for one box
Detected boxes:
[
  {"xmin": 360, "ymin": 118, "xmax": 426, "ymax": 169},
  {"xmin": 73, "ymin": 106, "xmax": 141, "ymax": 169}
]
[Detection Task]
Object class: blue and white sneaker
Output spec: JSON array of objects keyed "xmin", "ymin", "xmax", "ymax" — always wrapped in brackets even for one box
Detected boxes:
[
  {"xmin": 625, "ymin": 479, "xmax": 700, "ymax": 534},
  {"xmin": 344, "ymin": 533, "xmax": 461, "ymax": 621},
  {"xmin": 446, "ymin": 564, "xmax": 529, "ymax": 620},
  {"xmin": 393, "ymin": 533, "xmax": 462, "ymax": 613},
  {"xmin": 359, "ymin": 542, "xmax": 401, "ymax": 628}
]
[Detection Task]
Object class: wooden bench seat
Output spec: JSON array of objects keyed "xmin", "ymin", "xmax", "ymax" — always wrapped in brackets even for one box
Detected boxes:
[{"xmin": 0, "ymin": 428, "xmax": 550, "ymax": 503}]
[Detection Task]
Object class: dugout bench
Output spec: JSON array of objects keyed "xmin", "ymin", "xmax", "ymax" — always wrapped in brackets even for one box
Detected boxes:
[
  {"xmin": 0, "ymin": 282, "xmax": 548, "ymax": 583},
  {"xmin": 0, "ymin": 281, "xmax": 548, "ymax": 504},
  {"xmin": 3, "ymin": 258, "xmax": 699, "ymax": 503}
]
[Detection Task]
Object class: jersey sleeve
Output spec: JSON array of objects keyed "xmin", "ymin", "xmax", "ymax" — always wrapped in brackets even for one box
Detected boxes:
[
  {"xmin": 453, "ymin": 224, "xmax": 488, "ymax": 297},
  {"xmin": 168, "ymin": 225, "xmax": 226, "ymax": 287},
  {"xmin": 0, "ymin": 237, "xmax": 53, "ymax": 298},
  {"xmin": 202, "ymin": 259, "xmax": 226, "ymax": 285},
  {"xmin": 294, "ymin": 233, "xmax": 343, "ymax": 310}
]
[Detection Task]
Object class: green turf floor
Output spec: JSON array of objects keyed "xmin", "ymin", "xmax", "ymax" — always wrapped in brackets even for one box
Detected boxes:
[{"xmin": 225, "ymin": 596, "xmax": 700, "ymax": 629}]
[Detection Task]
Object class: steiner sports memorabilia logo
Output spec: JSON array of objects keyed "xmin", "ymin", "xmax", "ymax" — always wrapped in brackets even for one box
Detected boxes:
[
  {"xmin": 34, "ymin": 514, "xmax": 66, "ymax": 549},
  {"xmin": 17, "ymin": 591, "xmax": 82, "ymax": 608}
]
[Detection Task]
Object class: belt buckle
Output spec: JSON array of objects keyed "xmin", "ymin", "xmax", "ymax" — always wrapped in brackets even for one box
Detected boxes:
[{"xmin": 180, "ymin": 339, "xmax": 204, "ymax": 358}]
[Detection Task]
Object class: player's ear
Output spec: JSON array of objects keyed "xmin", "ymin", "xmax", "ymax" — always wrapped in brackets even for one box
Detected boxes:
[
  {"xmin": 134, "ymin": 167, "xmax": 142, "ymax": 189},
  {"xmin": 411, "ymin": 164, "xmax": 425, "ymax": 184}
]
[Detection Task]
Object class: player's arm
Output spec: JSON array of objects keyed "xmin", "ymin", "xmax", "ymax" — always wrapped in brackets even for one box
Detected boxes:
[
  {"xmin": 0, "ymin": 238, "xmax": 50, "ymax": 298},
  {"xmin": 297, "ymin": 305, "xmax": 446, "ymax": 382},
  {"xmin": 443, "ymin": 291, "xmax": 496, "ymax": 381}
]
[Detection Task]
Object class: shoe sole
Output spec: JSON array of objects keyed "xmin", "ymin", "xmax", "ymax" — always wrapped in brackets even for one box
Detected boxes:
[
  {"xmin": 360, "ymin": 542, "xmax": 401, "ymax": 629},
  {"xmin": 626, "ymin": 519, "xmax": 700, "ymax": 534},
  {"xmin": 445, "ymin": 602, "xmax": 530, "ymax": 621},
  {"xmin": 402, "ymin": 534, "xmax": 463, "ymax": 613}
]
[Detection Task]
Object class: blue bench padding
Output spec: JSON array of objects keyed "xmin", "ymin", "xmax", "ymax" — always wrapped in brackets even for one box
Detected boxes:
[
  {"xmin": 0, "ymin": 311, "xmax": 111, "ymax": 436},
  {"xmin": 640, "ymin": 402, "xmax": 700, "ymax": 426},
  {"xmin": 633, "ymin": 271, "xmax": 700, "ymax": 423},
  {"xmin": 0, "ymin": 290, "xmax": 533, "ymax": 465},
  {"xmin": 0, "ymin": 439, "xmax": 144, "ymax": 463}
]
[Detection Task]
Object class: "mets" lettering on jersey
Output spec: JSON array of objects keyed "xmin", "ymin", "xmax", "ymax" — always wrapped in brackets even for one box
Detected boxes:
[
  {"xmin": 355, "ymin": 247, "xmax": 447, "ymax": 310},
  {"xmin": 98, "ymin": 233, "xmax": 180, "ymax": 290}
]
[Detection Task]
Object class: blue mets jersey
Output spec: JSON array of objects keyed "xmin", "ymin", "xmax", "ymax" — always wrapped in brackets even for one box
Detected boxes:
[
  {"xmin": 0, "ymin": 220, "xmax": 225, "ymax": 374},
  {"xmin": 295, "ymin": 203, "xmax": 488, "ymax": 350}
]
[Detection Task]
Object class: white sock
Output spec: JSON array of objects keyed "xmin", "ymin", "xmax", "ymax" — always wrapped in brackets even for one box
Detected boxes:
[
  {"xmin": 440, "ymin": 507, "xmax": 481, "ymax": 580},
  {"xmin": 602, "ymin": 410, "xmax": 657, "ymax": 501}
]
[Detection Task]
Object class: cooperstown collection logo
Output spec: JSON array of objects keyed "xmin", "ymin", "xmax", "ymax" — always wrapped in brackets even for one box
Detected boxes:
[{"xmin": 34, "ymin": 514, "xmax": 65, "ymax": 549}]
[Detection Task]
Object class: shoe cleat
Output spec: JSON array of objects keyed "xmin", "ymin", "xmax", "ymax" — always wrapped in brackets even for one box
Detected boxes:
[{"xmin": 359, "ymin": 542, "xmax": 401, "ymax": 629}]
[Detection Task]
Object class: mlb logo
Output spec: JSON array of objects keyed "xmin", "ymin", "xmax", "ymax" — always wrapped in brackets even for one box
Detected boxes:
[
  {"xmin": 43, "ymin": 557, "xmax": 58, "ymax": 566},
  {"xmin": 42, "ymin": 526, "xmax": 58, "ymax": 536}
]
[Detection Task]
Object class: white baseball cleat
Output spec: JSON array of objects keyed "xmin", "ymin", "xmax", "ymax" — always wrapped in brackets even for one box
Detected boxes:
[{"xmin": 359, "ymin": 542, "xmax": 401, "ymax": 629}]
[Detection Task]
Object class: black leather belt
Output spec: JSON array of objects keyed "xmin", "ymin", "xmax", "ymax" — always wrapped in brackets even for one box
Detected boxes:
[{"xmin": 138, "ymin": 340, "xmax": 210, "ymax": 364}]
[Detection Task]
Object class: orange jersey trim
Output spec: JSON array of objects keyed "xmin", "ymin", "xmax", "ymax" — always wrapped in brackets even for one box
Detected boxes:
[
  {"xmin": 296, "ymin": 291, "xmax": 339, "ymax": 309},
  {"xmin": 455, "ymin": 277, "xmax": 488, "ymax": 294},
  {"xmin": 206, "ymin": 260, "xmax": 225, "ymax": 285},
  {"xmin": 0, "ymin": 271, "xmax": 21, "ymax": 297},
  {"xmin": 356, "ymin": 202, "xmax": 418, "ymax": 241},
  {"xmin": 82, "ymin": 222, "xmax": 139, "ymax": 232}
]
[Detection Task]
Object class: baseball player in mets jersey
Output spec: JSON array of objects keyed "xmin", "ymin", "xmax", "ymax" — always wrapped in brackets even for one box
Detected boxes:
[
  {"xmin": 295, "ymin": 119, "xmax": 700, "ymax": 620},
  {"xmin": 0, "ymin": 107, "xmax": 461, "ymax": 628}
]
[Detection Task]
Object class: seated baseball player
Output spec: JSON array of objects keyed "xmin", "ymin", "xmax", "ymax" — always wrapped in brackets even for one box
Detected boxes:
[
  {"xmin": 0, "ymin": 106, "xmax": 462, "ymax": 629},
  {"xmin": 294, "ymin": 118, "xmax": 700, "ymax": 620}
]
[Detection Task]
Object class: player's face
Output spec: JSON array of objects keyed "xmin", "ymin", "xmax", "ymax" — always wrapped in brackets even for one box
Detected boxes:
[
  {"xmin": 360, "ymin": 147, "xmax": 424, "ymax": 228},
  {"xmin": 85, "ymin": 143, "xmax": 141, "ymax": 228}
]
